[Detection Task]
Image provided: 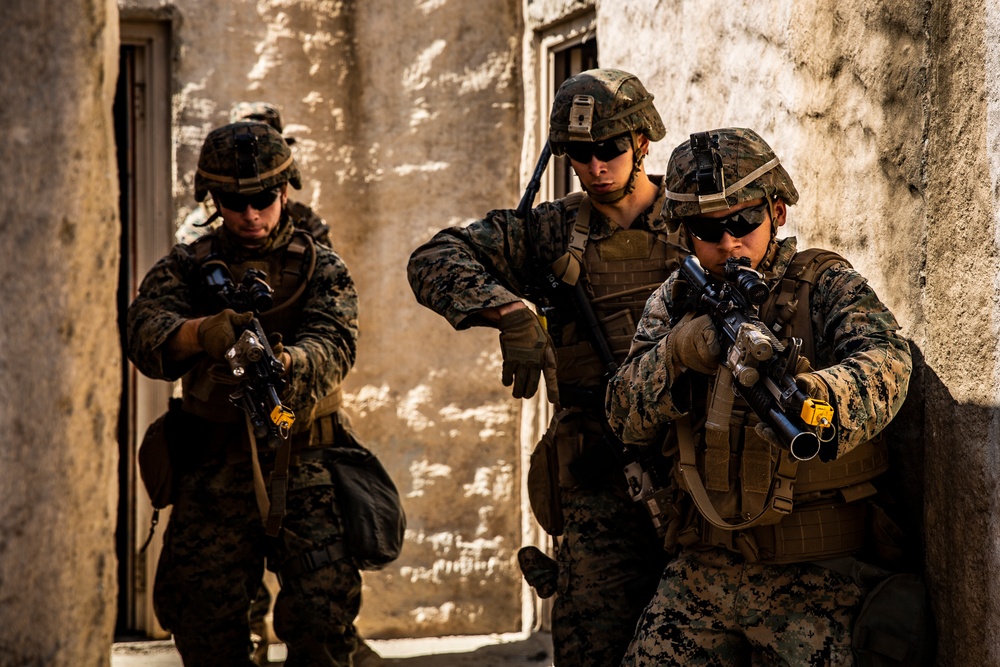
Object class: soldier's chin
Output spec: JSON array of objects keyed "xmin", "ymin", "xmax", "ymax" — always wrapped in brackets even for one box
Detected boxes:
[{"xmin": 237, "ymin": 228, "xmax": 268, "ymax": 244}]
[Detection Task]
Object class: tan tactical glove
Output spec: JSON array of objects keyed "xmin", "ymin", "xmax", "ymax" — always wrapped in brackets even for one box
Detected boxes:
[
  {"xmin": 498, "ymin": 308, "xmax": 560, "ymax": 405},
  {"xmin": 197, "ymin": 308, "xmax": 254, "ymax": 361},
  {"xmin": 669, "ymin": 313, "xmax": 720, "ymax": 375},
  {"xmin": 795, "ymin": 372, "xmax": 831, "ymax": 403}
]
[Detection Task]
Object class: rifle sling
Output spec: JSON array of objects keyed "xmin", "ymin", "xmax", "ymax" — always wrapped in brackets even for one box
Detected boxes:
[
  {"xmin": 675, "ymin": 413, "xmax": 798, "ymax": 531},
  {"xmin": 246, "ymin": 414, "xmax": 291, "ymax": 537}
]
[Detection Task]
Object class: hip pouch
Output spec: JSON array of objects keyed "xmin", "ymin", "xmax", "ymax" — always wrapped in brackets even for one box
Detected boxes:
[
  {"xmin": 853, "ymin": 572, "xmax": 935, "ymax": 666},
  {"xmin": 322, "ymin": 415, "xmax": 406, "ymax": 570},
  {"xmin": 527, "ymin": 419, "xmax": 563, "ymax": 536},
  {"xmin": 137, "ymin": 397, "xmax": 185, "ymax": 509}
]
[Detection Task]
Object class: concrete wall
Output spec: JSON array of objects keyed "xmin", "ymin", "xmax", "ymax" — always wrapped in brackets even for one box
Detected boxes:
[
  {"xmin": 0, "ymin": 0, "xmax": 121, "ymax": 665},
  {"xmin": 120, "ymin": 0, "xmax": 527, "ymax": 639}
]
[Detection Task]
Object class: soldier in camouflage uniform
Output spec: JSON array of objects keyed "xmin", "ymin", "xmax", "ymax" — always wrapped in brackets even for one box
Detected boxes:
[
  {"xmin": 606, "ymin": 127, "xmax": 912, "ymax": 665},
  {"xmin": 408, "ymin": 69, "xmax": 689, "ymax": 667},
  {"xmin": 176, "ymin": 101, "xmax": 331, "ymax": 247},
  {"xmin": 127, "ymin": 121, "xmax": 362, "ymax": 667}
]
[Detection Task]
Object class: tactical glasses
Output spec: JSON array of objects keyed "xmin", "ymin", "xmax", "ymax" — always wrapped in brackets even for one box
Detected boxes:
[
  {"xmin": 216, "ymin": 187, "xmax": 281, "ymax": 212},
  {"xmin": 564, "ymin": 134, "xmax": 632, "ymax": 164},
  {"xmin": 683, "ymin": 202, "xmax": 769, "ymax": 243}
]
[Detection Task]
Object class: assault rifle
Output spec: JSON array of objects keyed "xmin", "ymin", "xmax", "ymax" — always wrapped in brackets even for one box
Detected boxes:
[
  {"xmin": 202, "ymin": 258, "xmax": 295, "ymax": 442},
  {"xmin": 678, "ymin": 255, "xmax": 834, "ymax": 461}
]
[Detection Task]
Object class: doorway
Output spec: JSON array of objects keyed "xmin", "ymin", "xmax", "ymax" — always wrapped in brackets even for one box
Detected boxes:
[{"xmin": 114, "ymin": 18, "xmax": 173, "ymax": 639}]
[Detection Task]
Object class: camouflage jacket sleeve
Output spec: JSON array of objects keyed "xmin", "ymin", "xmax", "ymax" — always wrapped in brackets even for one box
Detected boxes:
[
  {"xmin": 283, "ymin": 246, "xmax": 359, "ymax": 413},
  {"xmin": 126, "ymin": 242, "xmax": 359, "ymax": 415},
  {"xmin": 607, "ymin": 263, "xmax": 912, "ymax": 457},
  {"xmin": 606, "ymin": 275, "xmax": 686, "ymax": 446},
  {"xmin": 807, "ymin": 263, "xmax": 911, "ymax": 456},
  {"xmin": 126, "ymin": 243, "xmax": 202, "ymax": 381},
  {"xmin": 407, "ymin": 202, "xmax": 573, "ymax": 329}
]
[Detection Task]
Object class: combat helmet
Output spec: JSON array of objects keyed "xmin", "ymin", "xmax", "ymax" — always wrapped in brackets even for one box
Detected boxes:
[
  {"xmin": 194, "ymin": 121, "xmax": 302, "ymax": 203},
  {"xmin": 663, "ymin": 127, "xmax": 798, "ymax": 220},
  {"xmin": 548, "ymin": 68, "xmax": 665, "ymax": 203},
  {"xmin": 229, "ymin": 101, "xmax": 296, "ymax": 145}
]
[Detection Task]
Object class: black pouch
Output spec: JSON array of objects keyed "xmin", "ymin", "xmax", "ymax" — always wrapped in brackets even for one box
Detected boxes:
[
  {"xmin": 324, "ymin": 416, "xmax": 406, "ymax": 570},
  {"xmin": 853, "ymin": 573, "xmax": 936, "ymax": 666},
  {"xmin": 138, "ymin": 397, "xmax": 184, "ymax": 509}
]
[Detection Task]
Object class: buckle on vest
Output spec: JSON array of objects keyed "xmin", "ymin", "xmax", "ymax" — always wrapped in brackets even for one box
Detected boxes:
[{"xmin": 770, "ymin": 495, "xmax": 794, "ymax": 514}]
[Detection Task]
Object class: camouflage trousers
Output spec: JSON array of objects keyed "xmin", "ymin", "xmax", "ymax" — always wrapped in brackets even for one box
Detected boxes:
[
  {"xmin": 622, "ymin": 548, "xmax": 863, "ymax": 666},
  {"xmin": 552, "ymin": 484, "xmax": 666, "ymax": 667},
  {"xmin": 154, "ymin": 436, "xmax": 361, "ymax": 667}
]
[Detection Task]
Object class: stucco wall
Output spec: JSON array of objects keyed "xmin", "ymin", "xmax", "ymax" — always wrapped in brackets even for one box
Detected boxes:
[
  {"xmin": 120, "ymin": 0, "xmax": 526, "ymax": 638},
  {"xmin": 7, "ymin": 0, "xmax": 1000, "ymax": 662},
  {"xmin": 0, "ymin": 0, "xmax": 121, "ymax": 664}
]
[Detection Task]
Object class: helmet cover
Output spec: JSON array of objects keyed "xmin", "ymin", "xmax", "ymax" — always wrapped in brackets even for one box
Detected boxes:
[
  {"xmin": 194, "ymin": 121, "xmax": 302, "ymax": 203},
  {"xmin": 548, "ymin": 68, "xmax": 665, "ymax": 154},
  {"xmin": 663, "ymin": 127, "xmax": 798, "ymax": 220}
]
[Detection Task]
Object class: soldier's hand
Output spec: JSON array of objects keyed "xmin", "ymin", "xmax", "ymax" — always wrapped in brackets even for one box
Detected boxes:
[
  {"xmin": 197, "ymin": 308, "xmax": 254, "ymax": 361},
  {"xmin": 266, "ymin": 332, "xmax": 284, "ymax": 358},
  {"xmin": 754, "ymin": 422, "xmax": 782, "ymax": 448},
  {"xmin": 498, "ymin": 307, "xmax": 559, "ymax": 404},
  {"xmin": 795, "ymin": 372, "xmax": 830, "ymax": 403},
  {"xmin": 669, "ymin": 313, "xmax": 720, "ymax": 375}
]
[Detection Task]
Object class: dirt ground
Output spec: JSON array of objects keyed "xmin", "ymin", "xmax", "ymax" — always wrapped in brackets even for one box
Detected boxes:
[{"xmin": 110, "ymin": 632, "xmax": 555, "ymax": 667}]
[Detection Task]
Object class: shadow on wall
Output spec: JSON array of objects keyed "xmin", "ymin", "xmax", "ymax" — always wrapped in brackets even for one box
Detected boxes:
[{"xmin": 879, "ymin": 338, "xmax": 929, "ymax": 574}]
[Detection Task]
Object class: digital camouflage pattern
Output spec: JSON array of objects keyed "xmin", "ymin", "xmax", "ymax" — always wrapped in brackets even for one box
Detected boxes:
[
  {"xmin": 552, "ymin": 487, "xmax": 665, "ymax": 667},
  {"xmin": 606, "ymin": 235, "xmax": 911, "ymax": 664},
  {"xmin": 623, "ymin": 549, "xmax": 861, "ymax": 666},
  {"xmin": 154, "ymin": 451, "xmax": 361, "ymax": 667},
  {"xmin": 607, "ymin": 236, "xmax": 911, "ymax": 457},
  {"xmin": 548, "ymin": 68, "xmax": 665, "ymax": 152},
  {"xmin": 408, "ymin": 187, "xmax": 679, "ymax": 667},
  {"xmin": 128, "ymin": 218, "xmax": 357, "ymax": 417},
  {"xmin": 664, "ymin": 127, "xmax": 799, "ymax": 219},
  {"xmin": 127, "ymin": 215, "xmax": 360, "ymax": 666},
  {"xmin": 195, "ymin": 121, "xmax": 302, "ymax": 202}
]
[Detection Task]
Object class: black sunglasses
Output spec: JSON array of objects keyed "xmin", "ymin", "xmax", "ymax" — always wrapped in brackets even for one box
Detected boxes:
[
  {"xmin": 216, "ymin": 187, "xmax": 281, "ymax": 212},
  {"xmin": 564, "ymin": 134, "xmax": 632, "ymax": 164},
  {"xmin": 684, "ymin": 202, "xmax": 769, "ymax": 243}
]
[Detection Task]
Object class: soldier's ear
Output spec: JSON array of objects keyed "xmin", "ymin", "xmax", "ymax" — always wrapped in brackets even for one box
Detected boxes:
[{"xmin": 772, "ymin": 198, "xmax": 787, "ymax": 228}]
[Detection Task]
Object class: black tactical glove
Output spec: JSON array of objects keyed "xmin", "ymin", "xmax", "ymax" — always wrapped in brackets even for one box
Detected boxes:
[
  {"xmin": 197, "ymin": 308, "xmax": 254, "ymax": 361},
  {"xmin": 498, "ymin": 308, "xmax": 560, "ymax": 405},
  {"xmin": 668, "ymin": 312, "xmax": 720, "ymax": 375}
]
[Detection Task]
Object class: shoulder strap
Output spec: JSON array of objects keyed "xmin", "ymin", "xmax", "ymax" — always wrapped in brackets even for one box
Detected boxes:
[
  {"xmin": 676, "ymin": 413, "xmax": 797, "ymax": 531},
  {"xmin": 549, "ymin": 193, "xmax": 592, "ymax": 287},
  {"xmin": 762, "ymin": 248, "xmax": 851, "ymax": 349},
  {"xmin": 261, "ymin": 230, "xmax": 318, "ymax": 317},
  {"xmin": 191, "ymin": 234, "xmax": 217, "ymax": 265}
]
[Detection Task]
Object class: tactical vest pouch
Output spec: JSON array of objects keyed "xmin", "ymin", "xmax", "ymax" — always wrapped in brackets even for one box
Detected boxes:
[
  {"xmin": 527, "ymin": 419, "xmax": 564, "ymax": 536},
  {"xmin": 323, "ymin": 414, "xmax": 406, "ymax": 570},
  {"xmin": 853, "ymin": 573, "xmax": 936, "ymax": 666}
]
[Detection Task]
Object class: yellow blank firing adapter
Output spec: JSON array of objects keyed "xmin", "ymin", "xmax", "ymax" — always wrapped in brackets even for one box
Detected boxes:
[
  {"xmin": 800, "ymin": 398, "xmax": 834, "ymax": 428},
  {"xmin": 271, "ymin": 405, "xmax": 296, "ymax": 437}
]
